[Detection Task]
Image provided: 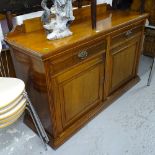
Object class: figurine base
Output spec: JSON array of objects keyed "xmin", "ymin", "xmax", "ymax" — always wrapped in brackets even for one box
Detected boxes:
[{"xmin": 47, "ymin": 29, "xmax": 72, "ymax": 40}]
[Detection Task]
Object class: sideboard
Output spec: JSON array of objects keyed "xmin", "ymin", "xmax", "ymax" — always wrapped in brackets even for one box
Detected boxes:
[{"xmin": 6, "ymin": 9, "xmax": 148, "ymax": 149}]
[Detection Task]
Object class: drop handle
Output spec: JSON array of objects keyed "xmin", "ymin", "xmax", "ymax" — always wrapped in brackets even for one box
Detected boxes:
[
  {"xmin": 125, "ymin": 30, "xmax": 132, "ymax": 37},
  {"xmin": 78, "ymin": 50, "xmax": 88, "ymax": 60}
]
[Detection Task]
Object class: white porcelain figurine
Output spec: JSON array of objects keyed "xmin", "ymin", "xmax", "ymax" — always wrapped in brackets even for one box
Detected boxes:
[{"xmin": 41, "ymin": 0, "xmax": 75, "ymax": 40}]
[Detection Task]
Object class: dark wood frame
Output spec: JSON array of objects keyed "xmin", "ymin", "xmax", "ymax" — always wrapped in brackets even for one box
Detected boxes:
[
  {"xmin": 78, "ymin": 0, "xmax": 97, "ymax": 29},
  {"xmin": 77, "ymin": 0, "xmax": 97, "ymax": 29},
  {"xmin": 91, "ymin": 0, "xmax": 97, "ymax": 29}
]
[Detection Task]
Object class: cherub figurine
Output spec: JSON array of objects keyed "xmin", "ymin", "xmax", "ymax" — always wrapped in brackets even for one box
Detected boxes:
[{"xmin": 41, "ymin": 0, "xmax": 75, "ymax": 40}]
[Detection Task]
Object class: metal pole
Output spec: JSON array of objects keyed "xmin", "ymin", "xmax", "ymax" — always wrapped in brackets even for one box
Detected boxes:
[{"xmin": 147, "ymin": 57, "xmax": 155, "ymax": 86}]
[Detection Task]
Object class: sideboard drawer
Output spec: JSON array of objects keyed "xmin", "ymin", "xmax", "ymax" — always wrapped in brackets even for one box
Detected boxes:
[
  {"xmin": 111, "ymin": 25, "xmax": 143, "ymax": 48},
  {"xmin": 49, "ymin": 39, "xmax": 106, "ymax": 75}
]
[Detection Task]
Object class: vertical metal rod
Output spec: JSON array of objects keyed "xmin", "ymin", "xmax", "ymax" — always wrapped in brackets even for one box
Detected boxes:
[
  {"xmin": 26, "ymin": 106, "xmax": 48, "ymax": 150},
  {"xmin": 28, "ymin": 100, "xmax": 49, "ymax": 142},
  {"xmin": 23, "ymin": 91, "xmax": 49, "ymax": 143},
  {"xmin": 147, "ymin": 57, "xmax": 155, "ymax": 86}
]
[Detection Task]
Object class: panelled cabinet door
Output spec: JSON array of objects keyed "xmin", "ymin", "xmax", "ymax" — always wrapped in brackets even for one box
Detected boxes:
[
  {"xmin": 55, "ymin": 56, "xmax": 104, "ymax": 128},
  {"xmin": 108, "ymin": 36, "xmax": 141, "ymax": 95}
]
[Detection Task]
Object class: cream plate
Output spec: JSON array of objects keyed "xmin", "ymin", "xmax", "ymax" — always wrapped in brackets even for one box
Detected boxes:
[
  {"xmin": 0, "ymin": 102, "xmax": 26, "ymax": 124},
  {"xmin": 0, "ymin": 95, "xmax": 23, "ymax": 114},
  {"xmin": 0, "ymin": 110, "xmax": 24, "ymax": 128},
  {"xmin": 0, "ymin": 77, "xmax": 25, "ymax": 109},
  {"xmin": 0, "ymin": 98, "xmax": 26, "ymax": 120}
]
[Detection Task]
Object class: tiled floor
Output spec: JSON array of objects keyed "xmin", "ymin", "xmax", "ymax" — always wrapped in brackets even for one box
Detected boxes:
[{"xmin": 0, "ymin": 55, "xmax": 155, "ymax": 155}]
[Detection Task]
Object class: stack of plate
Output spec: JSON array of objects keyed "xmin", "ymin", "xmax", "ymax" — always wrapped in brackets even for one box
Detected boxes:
[{"xmin": 0, "ymin": 77, "xmax": 26, "ymax": 128}]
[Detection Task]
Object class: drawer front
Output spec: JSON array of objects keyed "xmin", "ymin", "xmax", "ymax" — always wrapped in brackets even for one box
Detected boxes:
[
  {"xmin": 48, "ymin": 38, "xmax": 106, "ymax": 75},
  {"xmin": 111, "ymin": 24, "xmax": 143, "ymax": 48}
]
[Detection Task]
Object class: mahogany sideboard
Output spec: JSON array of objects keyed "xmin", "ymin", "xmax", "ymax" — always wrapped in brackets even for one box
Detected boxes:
[{"xmin": 6, "ymin": 10, "xmax": 148, "ymax": 149}]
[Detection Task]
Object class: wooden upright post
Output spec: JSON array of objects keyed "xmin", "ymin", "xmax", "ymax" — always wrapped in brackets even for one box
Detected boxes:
[
  {"xmin": 91, "ymin": 0, "xmax": 97, "ymax": 29},
  {"xmin": 78, "ymin": 0, "xmax": 82, "ymax": 8},
  {"xmin": 140, "ymin": 0, "xmax": 145, "ymax": 13},
  {"xmin": 5, "ymin": 11, "xmax": 13, "ymax": 31}
]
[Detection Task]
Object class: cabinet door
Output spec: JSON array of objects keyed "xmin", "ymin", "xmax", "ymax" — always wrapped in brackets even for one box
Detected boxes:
[
  {"xmin": 55, "ymin": 56, "xmax": 104, "ymax": 128},
  {"xmin": 108, "ymin": 37, "xmax": 140, "ymax": 95}
]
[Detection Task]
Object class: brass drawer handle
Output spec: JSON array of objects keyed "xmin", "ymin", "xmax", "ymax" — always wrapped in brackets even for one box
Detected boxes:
[
  {"xmin": 78, "ymin": 50, "xmax": 88, "ymax": 59},
  {"xmin": 125, "ymin": 30, "xmax": 132, "ymax": 37}
]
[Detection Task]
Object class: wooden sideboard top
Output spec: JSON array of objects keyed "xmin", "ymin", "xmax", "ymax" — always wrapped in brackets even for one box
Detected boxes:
[{"xmin": 6, "ymin": 10, "xmax": 148, "ymax": 60}]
